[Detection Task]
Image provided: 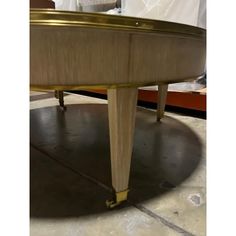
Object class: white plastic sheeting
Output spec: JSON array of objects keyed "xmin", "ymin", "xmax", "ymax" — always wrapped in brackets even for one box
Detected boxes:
[
  {"xmin": 53, "ymin": 0, "xmax": 116, "ymax": 12},
  {"xmin": 122, "ymin": 0, "xmax": 206, "ymax": 28},
  {"xmin": 53, "ymin": 0, "xmax": 206, "ymax": 28},
  {"xmin": 53, "ymin": 0, "xmax": 77, "ymax": 11}
]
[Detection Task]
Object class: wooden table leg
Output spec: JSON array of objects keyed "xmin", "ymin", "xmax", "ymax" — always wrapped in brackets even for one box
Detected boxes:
[
  {"xmin": 54, "ymin": 90, "xmax": 59, "ymax": 99},
  {"xmin": 58, "ymin": 91, "xmax": 65, "ymax": 109},
  {"xmin": 54, "ymin": 90, "xmax": 66, "ymax": 110},
  {"xmin": 107, "ymin": 87, "xmax": 138, "ymax": 208},
  {"xmin": 157, "ymin": 84, "xmax": 168, "ymax": 121}
]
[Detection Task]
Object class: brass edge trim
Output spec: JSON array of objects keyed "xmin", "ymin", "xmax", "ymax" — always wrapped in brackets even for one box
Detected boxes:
[
  {"xmin": 31, "ymin": 23, "xmax": 205, "ymax": 41},
  {"xmin": 30, "ymin": 82, "xmax": 158, "ymax": 91},
  {"xmin": 30, "ymin": 9, "xmax": 206, "ymax": 39},
  {"xmin": 30, "ymin": 75, "xmax": 204, "ymax": 91}
]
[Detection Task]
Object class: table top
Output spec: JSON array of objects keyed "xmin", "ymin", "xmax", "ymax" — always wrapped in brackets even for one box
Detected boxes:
[
  {"xmin": 30, "ymin": 9, "xmax": 206, "ymax": 91},
  {"xmin": 30, "ymin": 9, "xmax": 205, "ymax": 39}
]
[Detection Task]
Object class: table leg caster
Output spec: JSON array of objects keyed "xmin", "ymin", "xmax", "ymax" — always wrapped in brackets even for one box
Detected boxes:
[{"xmin": 106, "ymin": 189, "xmax": 129, "ymax": 208}]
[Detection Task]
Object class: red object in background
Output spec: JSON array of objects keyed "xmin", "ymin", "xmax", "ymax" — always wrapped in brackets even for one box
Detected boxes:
[
  {"xmin": 30, "ymin": 0, "xmax": 55, "ymax": 8},
  {"xmin": 84, "ymin": 89, "xmax": 206, "ymax": 112},
  {"xmin": 137, "ymin": 90, "xmax": 206, "ymax": 111}
]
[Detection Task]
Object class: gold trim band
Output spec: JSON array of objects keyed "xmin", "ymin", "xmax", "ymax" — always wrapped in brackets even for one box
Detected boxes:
[
  {"xmin": 30, "ymin": 9, "xmax": 206, "ymax": 39},
  {"xmin": 30, "ymin": 82, "xmax": 158, "ymax": 91},
  {"xmin": 30, "ymin": 75, "xmax": 204, "ymax": 91}
]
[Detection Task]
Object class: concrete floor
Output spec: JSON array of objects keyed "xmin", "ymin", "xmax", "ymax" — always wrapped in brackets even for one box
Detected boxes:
[{"xmin": 30, "ymin": 91, "xmax": 206, "ymax": 236}]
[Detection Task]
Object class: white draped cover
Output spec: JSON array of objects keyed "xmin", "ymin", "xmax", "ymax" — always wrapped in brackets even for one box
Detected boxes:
[
  {"xmin": 53, "ymin": 0, "xmax": 206, "ymax": 28},
  {"xmin": 122, "ymin": 0, "xmax": 206, "ymax": 28}
]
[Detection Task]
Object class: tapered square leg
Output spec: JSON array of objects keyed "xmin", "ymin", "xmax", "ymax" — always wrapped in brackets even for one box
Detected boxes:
[
  {"xmin": 55, "ymin": 90, "xmax": 66, "ymax": 110},
  {"xmin": 107, "ymin": 87, "xmax": 138, "ymax": 207},
  {"xmin": 157, "ymin": 84, "xmax": 168, "ymax": 121}
]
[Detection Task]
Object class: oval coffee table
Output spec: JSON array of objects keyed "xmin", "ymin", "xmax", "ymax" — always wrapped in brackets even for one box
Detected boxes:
[{"xmin": 30, "ymin": 9, "xmax": 206, "ymax": 207}]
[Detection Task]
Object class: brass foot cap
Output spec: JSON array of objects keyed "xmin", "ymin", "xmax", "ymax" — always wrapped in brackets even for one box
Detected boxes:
[{"xmin": 106, "ymin": 189, "xmax": 129, "ymax": 209}]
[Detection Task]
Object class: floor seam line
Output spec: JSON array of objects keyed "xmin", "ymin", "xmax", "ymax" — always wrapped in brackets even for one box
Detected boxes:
[
  {"xmin": 31, "ymin": 144, "xmax": 195, "ymax": 236},
  {"xmin": 130, "ymin": 202, "xmax": 195, "ymax": 236},
  {"xmin": 30, "ymin": 143, "xmax": 112, "ymax": 193}
]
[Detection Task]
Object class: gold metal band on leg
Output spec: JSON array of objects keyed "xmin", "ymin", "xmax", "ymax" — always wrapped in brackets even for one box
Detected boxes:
[
  {"xmin": 106, "ymin": 189, "xmax": 129, "ymax": 208},
  {"xmin": 116, "ymin": 189, "xmax": 129, "ymax": 202}
]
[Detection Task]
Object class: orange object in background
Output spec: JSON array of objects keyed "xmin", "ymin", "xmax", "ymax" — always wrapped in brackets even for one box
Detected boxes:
[
  {"xmin": 84, "ymin": 89, "xmax": 206, "ymax": 112},
  {"xmin": 138, "ymin": 90, "xmax": 206, "ymax": 112}
]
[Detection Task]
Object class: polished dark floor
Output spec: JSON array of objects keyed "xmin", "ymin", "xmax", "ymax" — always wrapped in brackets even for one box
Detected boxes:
[{"xmin": 30, "ymin": 92, "xmax": 206, "ymax": 236}]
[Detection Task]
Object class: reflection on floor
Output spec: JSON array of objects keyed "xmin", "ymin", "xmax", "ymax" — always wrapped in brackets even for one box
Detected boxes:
[{"xmin": 30, "ymin": 91, "xmax": 206, "ymax": 236}]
